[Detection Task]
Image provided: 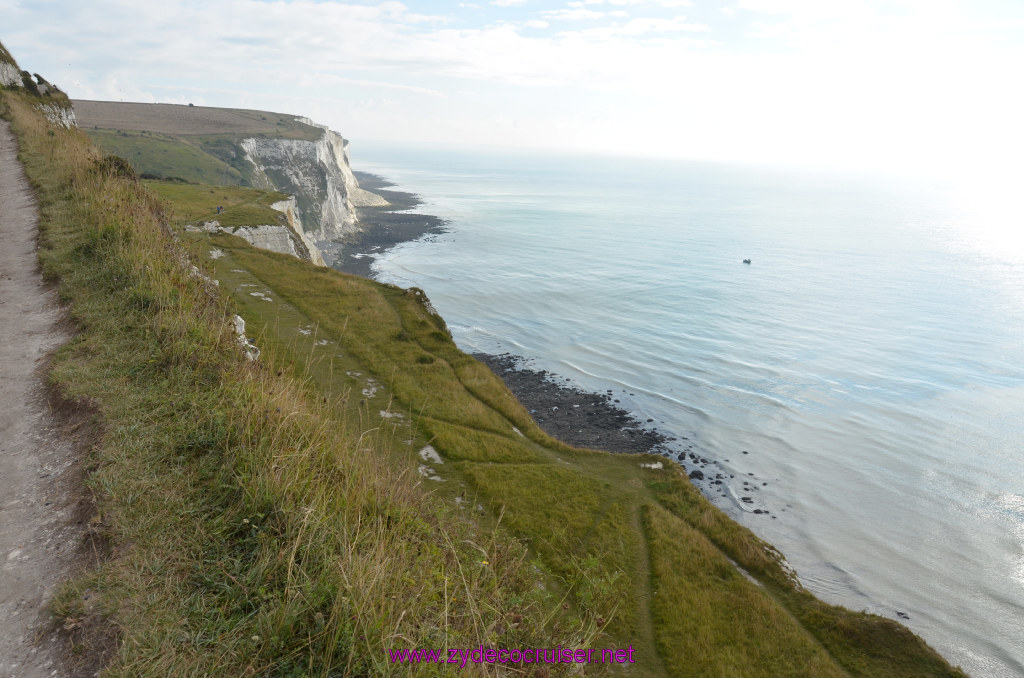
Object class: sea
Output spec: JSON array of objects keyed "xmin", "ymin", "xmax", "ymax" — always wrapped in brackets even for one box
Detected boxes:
[{"xmin": 350, "ymin": 141, "xmax": 1024, "ymax": 678}]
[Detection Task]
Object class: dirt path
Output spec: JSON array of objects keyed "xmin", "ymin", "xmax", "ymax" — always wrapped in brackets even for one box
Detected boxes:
[{"xmin": 0, "ymin": 119, "xmax": 81, "ymax": 677}]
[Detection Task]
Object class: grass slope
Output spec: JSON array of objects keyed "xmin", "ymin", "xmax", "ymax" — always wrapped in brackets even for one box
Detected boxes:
[
  {"xmin": 83, "ymin": 128, "xmax": 244, "ymax": 185},
  {"xmin": 203, "ymin": 232, "xmax": 969, "ymax": 678},
  {"xmin": 0, "ymin": 41, "xmax": 17, "ymax": 67},
  {"xmin": 77, "ymin": 100, "xmax": 324, "ymax": 186},
  {"xmin": 1, "ymin": 50, "xmax": 969, "ymax": 676},
  {"xmin": 146, "ymin": 181, "xmax": 289, "ymax": 228},
  {"xmin": 3, "ymin": 84, "xmax": 570, "ymax": 676}
]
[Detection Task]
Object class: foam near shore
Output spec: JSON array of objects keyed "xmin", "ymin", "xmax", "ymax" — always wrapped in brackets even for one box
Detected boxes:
[{"xmin": 333, "ymin": 171, "xmax": 446, "ymax": 278}]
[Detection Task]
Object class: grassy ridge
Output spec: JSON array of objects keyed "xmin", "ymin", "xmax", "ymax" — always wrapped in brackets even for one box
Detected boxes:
[
  {"xmin": 145, "ymin": 180, "xmax": 289, "ymax": 228},
  {"xmin": 83, "ymin": 128, "xmax": 245, "ymax": 185},
  {"xmin": 3, "ymin": 87, "xmax": 570, "ymax": 676},
  {"xmin": 77, "ymin": 100, "xmax": 325, "ymax": 186},
  {"xmin": 2, "ymin": 57, "xmax": 968, "ymax": 676},
  {"xmin": 206, "ymin": 231, "xmax": 968, "ymax": 677}
]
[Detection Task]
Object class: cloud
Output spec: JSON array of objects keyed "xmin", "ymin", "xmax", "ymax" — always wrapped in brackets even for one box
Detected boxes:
[
  {"xmin": 542, "ymin": 8, "xmax": 606, "ymax": 20},
  {"xmin": 4, "ymin": 0, "xmax": 1023, "ymax": 178},
  {"xmin": 491, "ymin": 0, "xmax": 526, "ymax": 6},
  {"xmin": 620, "ymin": 16, "xmax": 709, "ymax": 33},
  {"xmin": 558, "ymin": 15, "xmax": 711, "ymax": 38},
  {"xmin": 579, "ymin": 0, "xmax": 692, "ymax": 5},
  {"xmin": 307, "ymin": 73, "xmax": 445, "ymax": 98}
]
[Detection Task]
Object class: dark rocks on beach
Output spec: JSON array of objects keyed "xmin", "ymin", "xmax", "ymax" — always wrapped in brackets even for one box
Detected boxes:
[
  {"xmin": 335, "ymin": 172, "xmax": 447, "ymax": 278},
  {"xmin": 689, "ymin": 470, "xmax": 704, "ymax": 480},
  {"xmin": 473, "ymin": 352, "xmax": 672, "ymax": 455}
]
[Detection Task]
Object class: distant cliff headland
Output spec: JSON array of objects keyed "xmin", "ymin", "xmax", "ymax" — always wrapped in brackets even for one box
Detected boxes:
[
  {"xmin": 0, "ymin": 40, "xmax": 969, "ymax": 677},
  {"xmin": 73, "ymin": 99, "xmax": 392, "ymax": 268}
]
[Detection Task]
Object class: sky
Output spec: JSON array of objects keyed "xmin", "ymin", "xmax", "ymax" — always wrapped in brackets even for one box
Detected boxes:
[{"xmin": 2, "ymin": 0, "xmax": 1023, "ymax": 179}]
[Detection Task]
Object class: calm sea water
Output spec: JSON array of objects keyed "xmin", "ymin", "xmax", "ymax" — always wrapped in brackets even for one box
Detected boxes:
[{"xmin": 351, "ymin": 142, "xmax": 1024, "ymax": 677}]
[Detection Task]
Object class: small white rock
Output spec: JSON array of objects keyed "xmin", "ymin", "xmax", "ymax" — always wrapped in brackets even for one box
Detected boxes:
[{"xmin": 419, "ymin": 445, "xmax": 443, "ymax": 464}]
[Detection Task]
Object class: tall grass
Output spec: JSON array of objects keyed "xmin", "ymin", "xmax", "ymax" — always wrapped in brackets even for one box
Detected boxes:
[
  {"xmin": 1, "ymin": 67, "xmax": 970, "ymax": 677},
  {"xmin": 2, "ymin": 88, "xmax": 573, "ymax": 676},
  {"xmin": 207, "ymin": 221, "xmax": 969, "ymax": 678}
]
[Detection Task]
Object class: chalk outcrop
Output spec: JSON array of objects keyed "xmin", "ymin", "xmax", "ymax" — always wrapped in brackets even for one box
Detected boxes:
[
  {"xmin": 229, "ymin": 225, "xmax": 304, "ymax": 258},
  {"xmin": 187, "ymin": 213, "xmax": 326, "ymax": 268},
  {"xmin": 269, "ymin": 196, "xmax": 325, "ymax": 266},
  {"xmin": 1, "ymin": 47, "xmax": 75, "ymax": 129},
  {"xmin": 0, "ymin": 42, "xmax": 20, "ymax": 87},
  {"xmin": 241, "ymin": 120, "xmax": 386, "ymax": 257},
  {"xmin": 223, "ymin": 195, "xmax": 326, "ymax": 266},
  {"xmin": 38, "ymin": 103, "xmax": 76, "ymax": 129},
  {"xmin": 0, "ymin": 62, "xmax": 19, "ymax": 88}
]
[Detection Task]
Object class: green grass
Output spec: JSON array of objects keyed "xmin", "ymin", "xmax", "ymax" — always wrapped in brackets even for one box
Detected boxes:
[
  {"xmin": 1, "ymin": 49, "xmax": 971, "ymax": 676},
  {"xmin": 202, "ymin": 234, "xmax": 969, "ymax": 678},
  {"xmin": 643, "ymin": 503, "xmax": 846, "ymax": 678},
  {"xmin": 81, "ymin": 108, "xmax": 324, "ymax": 188},
  {"xmin": 1, "ymin": 41, "xmax": 17, "ymax": 67},
  {"xmin": 3, "ymin": 84, "xmax": 574, "ymax": 677},
  {"xmin": 146, "ymin": 180, "xmax": 289, "ymax": 228},
  {"xmin": 83, "ymin": 128, "xmax": 243, "ymax": 185}
]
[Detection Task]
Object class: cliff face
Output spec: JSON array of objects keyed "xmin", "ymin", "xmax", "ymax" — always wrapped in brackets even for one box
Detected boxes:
[
  {"xmin": 268, "ymin": 196, "xmax": 326, "ymax": 266},
  {"xmin": 0, "ymin": 62, "xmax": 19, "ymax": 88},
  {"xmin": 187, "ymin": 196, "xmax": 326, "ymax": 268},
  {"xmin": 69, "ymin": 99, "xmax": 381, "ymax": 266},
  {"xmin": 0, "ymin": 44, "xmax": 75, "ymax": 130},
  {"xmin": 39, "ymin": 103, "xmax": 76, "ymax": 129},
  {"xmin": 0, "ymin": 42, "xmax": 20, "ymax": 86},
  {"xmin": 240, "ymin": 120, "xmax": 386, "ymax": 259},
  {"xmin": 0, "ymin": 44, "xmax": 76, "ymax": 129}
]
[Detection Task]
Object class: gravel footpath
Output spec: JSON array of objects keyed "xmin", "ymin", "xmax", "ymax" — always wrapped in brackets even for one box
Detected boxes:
[{"xmin": 0, "ymin": 119, "xmax": 83, "ymax": 678}]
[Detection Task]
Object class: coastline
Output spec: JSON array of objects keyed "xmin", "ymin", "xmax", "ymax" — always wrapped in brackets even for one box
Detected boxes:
[
  {"xmin": 345, "ymin": 171, "xmax": 764, "ymax": 512},
  {"xmin": 473, "ymin": 352, "xmax": 674, "ymax": 455},
  {"xmin": 338, "ymin": 177, "xmax": 688, "ymax": 457},
  {"xmin": 333, "ymin": 171, "xmax": 446, "ymax": 277},
  {"xmin": 1, "ymin": 77, "xmax": 974, "ymax": 675}
]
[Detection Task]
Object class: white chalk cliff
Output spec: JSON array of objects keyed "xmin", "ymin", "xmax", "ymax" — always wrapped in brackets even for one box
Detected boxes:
[
  {"xmin": 0, "ymin": 62, "xmax": 20, "ymax": 88},
  {"xmin": 39, "ymin": 103, "xmax": 76, "ymax": 129},
  {"xmin": 0, "ymin": 51, "xmax": 76, "ymax": 128},
  {"xmin": 188, "ymin": 196, "xmax": 326, "ymax": 268},
  {"xmin": 240, "ymin": 119, "xmax": 387, "ymax": 260},
  {"xmin": 268, "ymin": 197, "xmax": 325, "ymax": 266}
]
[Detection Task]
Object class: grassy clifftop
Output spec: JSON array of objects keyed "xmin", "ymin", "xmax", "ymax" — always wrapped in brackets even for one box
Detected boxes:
[
  {"xmin": 0, "ymin": 45, "xmax": 968, "ymax": 676},
  {"xmin": 74, "ymin": 100, "xmax": 322, "ymax": 186}
]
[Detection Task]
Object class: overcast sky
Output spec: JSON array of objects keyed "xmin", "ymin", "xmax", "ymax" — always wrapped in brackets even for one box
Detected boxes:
[{"xmin": 2, "ymin": 0, "xmax": 1023, "ymax": 179}]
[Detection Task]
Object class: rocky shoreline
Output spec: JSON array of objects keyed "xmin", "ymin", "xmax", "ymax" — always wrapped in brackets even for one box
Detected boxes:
[
  {"xmin": 336, "ymin": 174, "xmax": 685, "ymax": 455},
  {"xmin": 473, "ymin": 353, "xmax": 772, "ymax": 515},
  {"xmin": 472, "ymin": 352, "xmax": 675, "ymax": 455},
  {"xmin": 341, "ymin": 169, "xmax": 767, "ymax": 514},
  {"xmin": 334, "ymin": 171, "xmax": 446, "ymax": 277}
]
